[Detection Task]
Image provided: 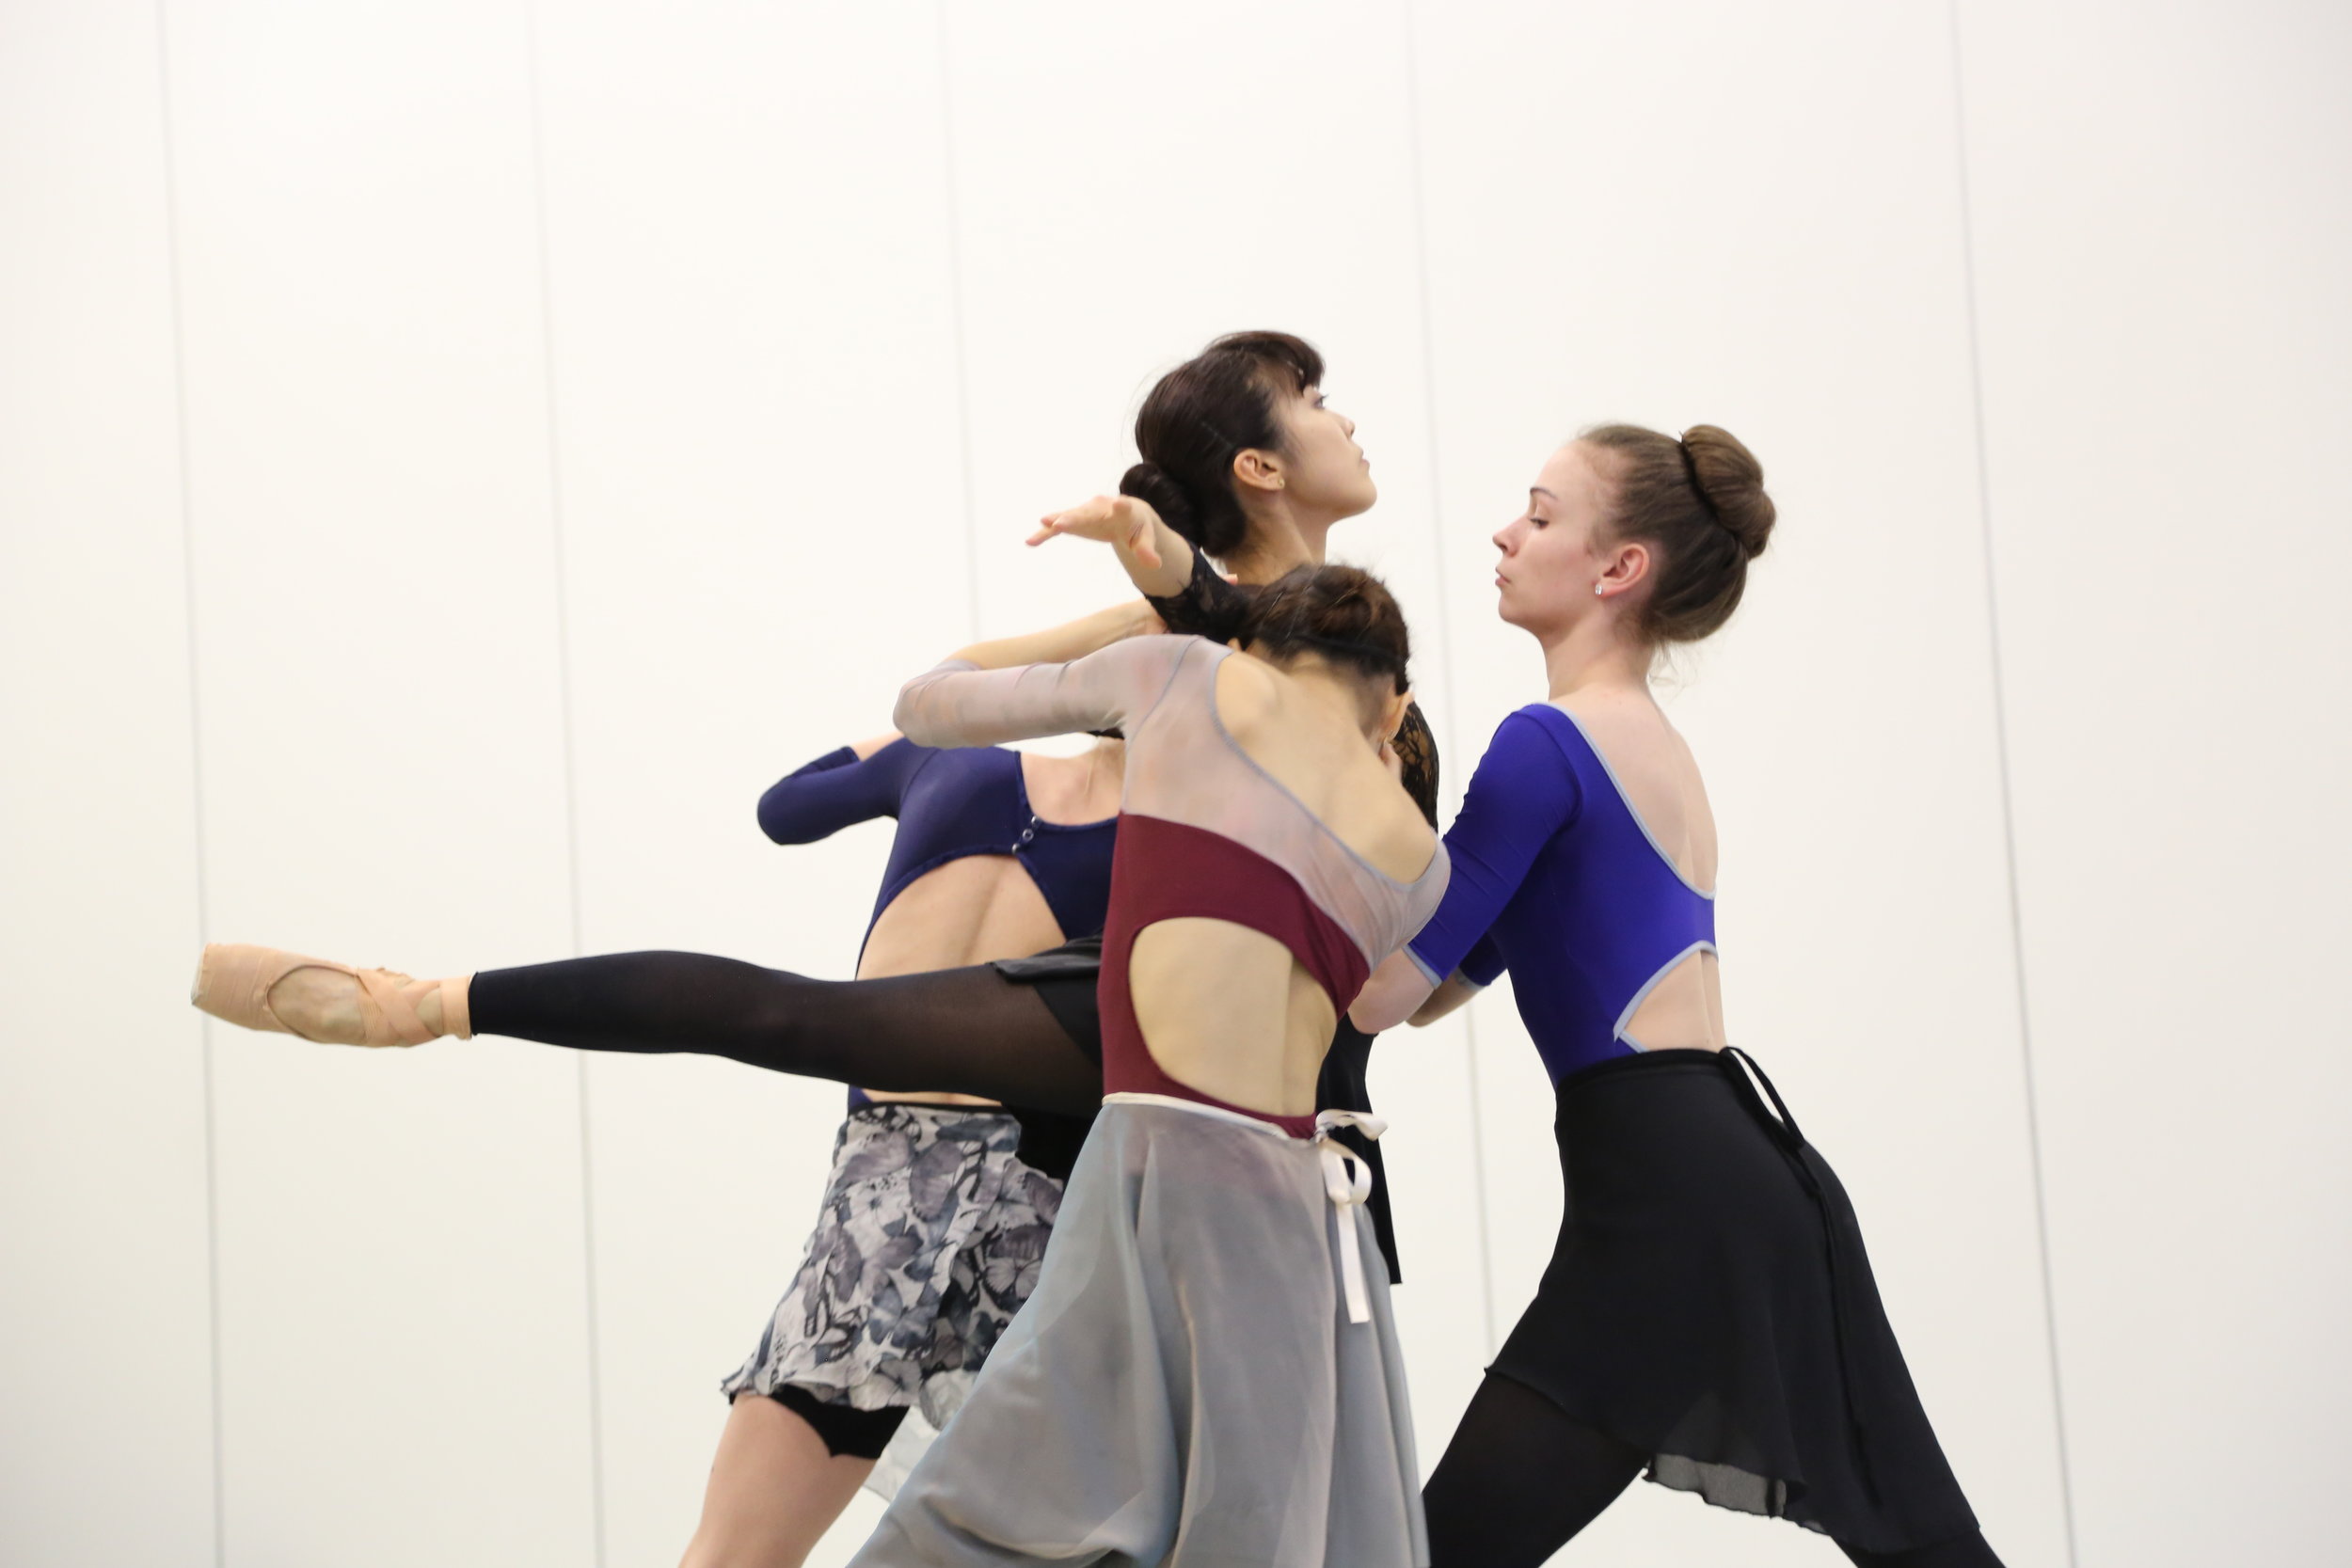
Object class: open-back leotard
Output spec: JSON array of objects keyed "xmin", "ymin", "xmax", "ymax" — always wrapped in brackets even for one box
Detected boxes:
[
  {"xmin": 1406, "ymin": 702, "xmax": 1715, "ymax": 1080},
  {"xmin": 893, "ymin": 634, "xmax": 1450, "ymax": 1130}
]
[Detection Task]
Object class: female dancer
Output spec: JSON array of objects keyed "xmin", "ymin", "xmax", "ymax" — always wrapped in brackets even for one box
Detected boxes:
[
  {"xmin": 1345, "ymin": 425, "xmax": 2006, "ymax": 1566},
  {"xmin": 849, "ymin": 562, "xmax": 1444, "ymax": 1567},
  {"xmin": 678, "ymin": 722, "xmax": 1120, "ymax": 1568},
  {"xmin": 191, "ymin": 331, "xmax": 1429, "ymax": 1279}
]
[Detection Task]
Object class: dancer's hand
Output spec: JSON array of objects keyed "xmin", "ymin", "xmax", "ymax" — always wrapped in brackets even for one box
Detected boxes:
[{"xmin": 1028, "ymin": 495, "xmax": 1165, "ymax": 569}]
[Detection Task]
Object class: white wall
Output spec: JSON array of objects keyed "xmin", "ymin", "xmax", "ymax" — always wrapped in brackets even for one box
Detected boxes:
[
  {"xmin": 1, "ymin": 3, "xmax": 2343, "ymax": 1566},
  {"xmin": 1957, "ymin": 4, "xmax": 2352, "ymax": 1564}
]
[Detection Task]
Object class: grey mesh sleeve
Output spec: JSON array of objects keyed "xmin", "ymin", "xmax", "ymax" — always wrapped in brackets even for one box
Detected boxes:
[{"xmin": 892, "ymin": 637, "xmax": 1193, "ymax": 749}]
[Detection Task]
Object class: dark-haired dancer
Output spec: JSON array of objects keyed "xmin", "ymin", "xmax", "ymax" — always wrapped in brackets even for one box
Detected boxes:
[
  {"xmin": 189, "ymin": 333, "xmax": 1430, "ymax": 1278},
  {"xmin": 849, "ymin": 563, "xmax": 1443, "ymax": 1567},
  {"xmin": 1350, "ymin": 427, "xmax": 2007, "ymax": 1567},
  {"xmin": 675, "ymin": 726, "xmax": 1120, "ymax": 1568}
]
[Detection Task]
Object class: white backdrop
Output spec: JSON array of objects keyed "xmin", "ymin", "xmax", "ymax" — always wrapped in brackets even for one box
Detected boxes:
[{"xmin": 2, "ymin": 3, "xmax": 2345, "ymax": 1566}]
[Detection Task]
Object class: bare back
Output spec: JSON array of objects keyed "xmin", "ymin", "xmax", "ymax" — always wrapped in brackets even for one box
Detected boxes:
[
  {"xmin": 856, "ymin": 747, "xmax": 1124, "ymax": 980},
  {"xmin": 856, "ymin": 742, "xmax": 1122, "ymax": 1105},
  {"xmin": 1128, "ymin": 656, "xmax": 1438, "ymax": 1114},
  {"xmin": 1553, "ymin": 688, "xmax": 1726, "ymax": 1050},
  {"xmin": 893, "ymin": 635, "xmax": 1448, "ymax": 1120}
]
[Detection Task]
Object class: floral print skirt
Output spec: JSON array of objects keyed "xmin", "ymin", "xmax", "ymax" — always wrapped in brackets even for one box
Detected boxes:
[{"xmin": 722, "ymin": 1101, "xmax": 1064, "ymax": 1438}]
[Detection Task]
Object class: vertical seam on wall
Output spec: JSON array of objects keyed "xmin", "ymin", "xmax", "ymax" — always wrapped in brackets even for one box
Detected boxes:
[
  {"xmin": 151, "ymin": 5, "xmax": 226, "ymax": 1562},
  {"xmin": 521, "ymin": 6, "xmax": 608, "ymax": 1562},
  {"xmin": 1947, "ymin": 4, "xmax": 2080, "ymax": 1560},
  {"xmin": 931, "ymin": 0, "xmax": 982, "ymax": 643},
  {"xmin": 1396, "ymin": 0, "xmax": 1497, "ymax": 1353}
]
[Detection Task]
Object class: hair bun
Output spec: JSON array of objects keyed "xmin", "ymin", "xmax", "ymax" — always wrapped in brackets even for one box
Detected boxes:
[
  {"xmin": 1118, "ymin": 461, "xmax": 1199, "ymax": 541},
  {"xmin": 1242, "ymin": 564, "xmax": 1411, "ymax": 694},
  {"xmin": 1680, "ymin": 425, "xmax": 1775, "ymax": 561}
]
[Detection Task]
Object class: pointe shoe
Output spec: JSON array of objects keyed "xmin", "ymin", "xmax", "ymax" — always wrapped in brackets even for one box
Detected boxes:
[{"xmin": 191, "ymin": 942, "xmax": 471, "ymax": 1047}]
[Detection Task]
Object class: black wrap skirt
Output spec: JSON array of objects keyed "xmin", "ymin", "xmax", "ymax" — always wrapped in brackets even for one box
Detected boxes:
[{"xmin": 1492, "ymin": 1048, "xmax": 1982, "ymax": 1555}]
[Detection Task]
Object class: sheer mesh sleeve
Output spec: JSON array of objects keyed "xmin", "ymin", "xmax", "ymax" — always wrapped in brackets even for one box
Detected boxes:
[
  {"xmin": 894, "ymin": 636, "xmax": 1193, "ymax": 751},
  {"xmin": 1151, "ymin": 550, "xmax": 1442, "ymax": 827}
]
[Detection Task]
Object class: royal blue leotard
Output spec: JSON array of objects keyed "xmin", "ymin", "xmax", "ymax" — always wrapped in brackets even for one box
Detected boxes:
[
  {"xmin": 759, "ymin": 738, "xmax": 1118, "ymax": 955},
  {"xmin": 1406, "ymin": 703, "xmax": 1716, "ymax": 1083}
]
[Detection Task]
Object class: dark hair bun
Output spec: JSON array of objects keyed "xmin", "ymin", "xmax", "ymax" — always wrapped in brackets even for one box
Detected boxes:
[
  {"xmin": 1679, "ymin": 425, "xmax": 1774, "ymax": 561},
  {"xmin": 1242, "ymin": 564, "xmax": 1410, "ymax": 694},
  {"xmin": 1129, "ymin": 330, "xmax": 1326, "ymax": 560},
  {"xmin": 1117, "ymin": 461, "xmax": 1197, "ymax": 542}
]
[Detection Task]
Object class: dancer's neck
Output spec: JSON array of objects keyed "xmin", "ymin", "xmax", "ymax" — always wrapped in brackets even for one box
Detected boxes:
[
  {"xmin": 1541, "ymin": 617, "xmax": 1652, "ymax": 704},
  {"xmin": 1225, "ymin": 507, "xmax": 1334, "ymax": 585}
]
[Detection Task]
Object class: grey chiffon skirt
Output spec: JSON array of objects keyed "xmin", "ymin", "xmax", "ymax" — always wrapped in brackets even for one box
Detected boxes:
[{"xmin": 850, "ymin": 1097, "xmax": 1426, "ymax": 1568}]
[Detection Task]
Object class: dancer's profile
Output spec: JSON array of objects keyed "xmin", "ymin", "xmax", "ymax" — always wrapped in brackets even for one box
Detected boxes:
[
  {"xmin": 189, "ymin": 331, "xmax": 1428, "ymax": 1278},
  {"xmin": 1349, "ymin": 425, "xmax": 2008, "ymax": 1567},
  {"xmin": 846, "ymin": 562, "xmax": 1442, "ymax": 1566}
]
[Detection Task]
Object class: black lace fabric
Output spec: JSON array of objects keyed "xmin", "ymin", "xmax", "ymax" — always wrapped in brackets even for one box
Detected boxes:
[{"xmin": 1147, "ymin": 549, "xmax": 1441, "ymax": 828}]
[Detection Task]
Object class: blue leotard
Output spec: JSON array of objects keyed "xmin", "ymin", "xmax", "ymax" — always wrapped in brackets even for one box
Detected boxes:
[
  {"xmin": 761, "ymin": 738, "xmax": 1120, "ymax": 1111},
  {"xmin": 1406, "ymin": 703, "xmax": 1716, "ymax": 1083},
  {"xmin": 758, "ymin": 738, "xmax": 1118, "ymax": 956}
]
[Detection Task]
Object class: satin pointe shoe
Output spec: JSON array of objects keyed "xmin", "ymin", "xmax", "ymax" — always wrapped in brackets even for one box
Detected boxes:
[{"xmin": 190, "ymin": 942, "xmax": 470, "ymax": 1047}]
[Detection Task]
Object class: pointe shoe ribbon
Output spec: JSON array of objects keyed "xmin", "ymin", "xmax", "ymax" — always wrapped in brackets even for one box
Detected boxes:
[{"xmin": 191, "ymin": 942, "xmax": 468, "ymax": 1047}]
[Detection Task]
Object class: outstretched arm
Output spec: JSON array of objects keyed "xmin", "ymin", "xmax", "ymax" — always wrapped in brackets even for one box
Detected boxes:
[
  {"xmin": 896, "ymin": 632, "xmax": 1192, "ymax": 751},
  {"xmin": 1031, "ymin": 494, "xmax": 1263, "ymax": 648},
  {"xmin": 755, "ymin": 732, "xmax": 921, "ymax": 845},
  {"xmin": 1350, "ymin": 714, "xmax": 1578, "ymax": 1033},
  {"xmin": 1029, "ymin": 494, "xmax": 1198, "ymax": 599},
  {"xmin": 942, "ymin": 598, "xmax": 1162, "ymax": 673}
]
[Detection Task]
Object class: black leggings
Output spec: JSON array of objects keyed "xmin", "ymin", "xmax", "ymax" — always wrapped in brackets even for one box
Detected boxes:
[
  {"xmin": 1423, "ymin": 1373, "xmax": 2007, "ymax": 1568},
  {"xmin": 467, "ymin": 951, "xmax": 1105, "ymax": 1117}
]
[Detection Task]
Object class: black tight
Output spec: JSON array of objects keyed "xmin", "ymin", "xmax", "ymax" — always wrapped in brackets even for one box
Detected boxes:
[
  {"xmin": 1423, "ymin": 1372, "xmax": 1646, "ymax": 1564},
  {"xmin": 1836, "ymin": 1538, "xmax": 2009, "ymax": 1568},
  {"xmin": 467, "ymin": 952, "xmax": 1105, "ymax": 1117},
  {"xmin": 1424, "ymin": 1373, "xmax": 2007, "ymax": 1568}
]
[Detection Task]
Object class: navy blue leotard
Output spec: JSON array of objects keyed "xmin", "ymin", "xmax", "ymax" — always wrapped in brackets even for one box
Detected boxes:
[
  {"xmin": 760, "ymin": 738, "xmax": 1119, "ymax": 1111},
  {"xmin": 1406, "ymin": 703, "xmax": 1715, "ymax": 1083},
  {"xmin": 759, "ymin": 738, "xmax": 1118, "ymax": 952}
]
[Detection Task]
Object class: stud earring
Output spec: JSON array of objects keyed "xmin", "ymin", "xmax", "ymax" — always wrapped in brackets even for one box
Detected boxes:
[{"xmin": 1594, "ymin": 583, "xmax": 1606, "ymax": 596}]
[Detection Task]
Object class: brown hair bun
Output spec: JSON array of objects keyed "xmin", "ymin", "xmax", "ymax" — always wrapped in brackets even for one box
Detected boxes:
[{"xmin": 1582, "ymin": 421, "xmax": 1776, "ymax": 644}]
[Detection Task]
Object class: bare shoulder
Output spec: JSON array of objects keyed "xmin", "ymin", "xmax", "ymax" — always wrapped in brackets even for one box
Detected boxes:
[
  {"xmin": 1550, "ymin": 689, "xmax": 1699, "ymax": 780},
  {"xmin": 1208, "ymin": 647, "xmax": 1282, "ymax": 732},
  {"xmin": 1551, "ymin": 689, "xmax": 1716, "ymax": 885}
]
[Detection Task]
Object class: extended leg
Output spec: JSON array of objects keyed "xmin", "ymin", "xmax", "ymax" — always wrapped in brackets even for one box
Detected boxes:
[
  {"xmin": 1838, "ymin": 1533, "xmax": 2009, "ymax": 1567},
  {"xmin": 1422, "ymin": 1371, "xmax": 1647, "ymax": 1567},
  {"xmin": 469, "ymin": 952, "xmax": 1104, "ymax": 1115}
]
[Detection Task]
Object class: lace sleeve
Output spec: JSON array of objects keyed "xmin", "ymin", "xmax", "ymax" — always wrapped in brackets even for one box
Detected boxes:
[
  {"xmin": 1145, "ymin": 546, "xmax": 1255, "ymax": 644},
  {"xmin": 1392, "ymin": 700, "xmax": 1440, "ymax": 829}
]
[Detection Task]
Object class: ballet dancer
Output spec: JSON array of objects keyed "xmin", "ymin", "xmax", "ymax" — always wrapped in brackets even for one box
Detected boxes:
[
  {"xmin": 1347, "ymin": 425, "xmax": 2007, "ymax": 1567},
  {"xmin": 680, "ymin": 723, "xmax": 1121, "ymax": 1568},
  {"xmin": 847, "ymin": 562, "xmax": 1443, "ymax": 1567},
  {"xmin": 190, "ymin": 330, "xmax": 1427, "ymax": 1282}
]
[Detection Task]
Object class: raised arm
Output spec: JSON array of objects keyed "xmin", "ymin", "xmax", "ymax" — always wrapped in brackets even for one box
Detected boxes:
[
  {"xmin": 1029, "ymin": 494, "xmax": 1198, "ymax": 600},
  {"xmin": 1349, "ymin": 710, "xmax": 1580, "ymax": 1032},
  {"xmin": 755, "ymin": 733, "xmax": 923, "ymax": 845},
  {"xmin": 1031, "ymin": 494, "xmax": 1259, "ymax": 644},
  {"xmin": 895, "ymin": 633, "xmax": 1194, "ymax": 752},
  {"xmin": 937, "ymin": 597, "xmax": 1162, "ymax": 676}
]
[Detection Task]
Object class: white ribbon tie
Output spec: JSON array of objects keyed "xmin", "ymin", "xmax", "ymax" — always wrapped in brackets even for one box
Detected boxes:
[{"xmin": 1315, "ymin": 1109, "xmax": 1387, "ymax": 1324}]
